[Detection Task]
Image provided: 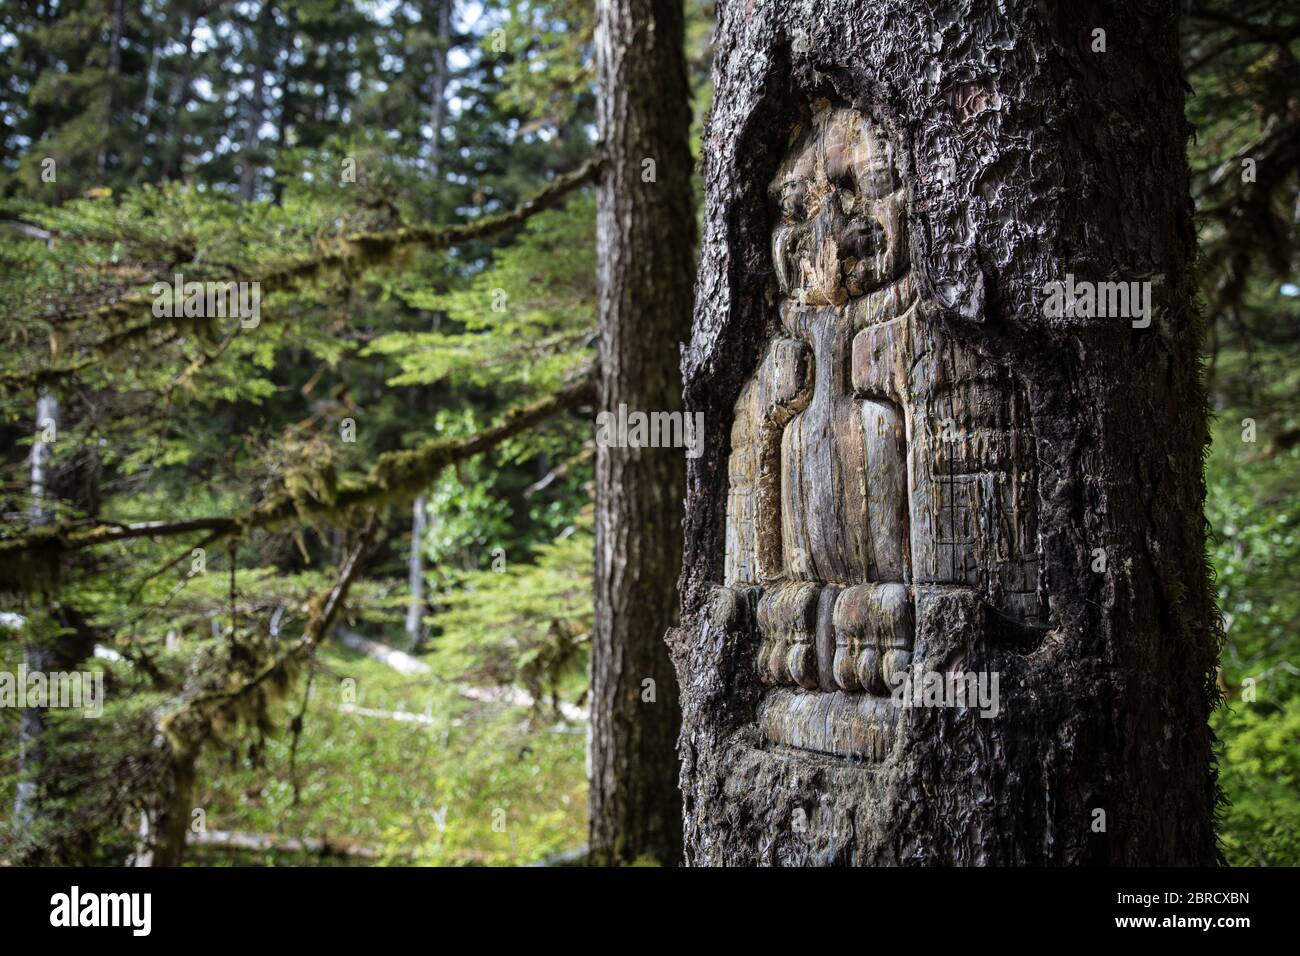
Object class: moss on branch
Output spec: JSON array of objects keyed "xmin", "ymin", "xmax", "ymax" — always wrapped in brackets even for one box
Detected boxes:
[
  {"xmin": 2, "ymin": 155, "xmax": 602, "ymax": 394},
  {"xmin": 0, "ymin": 373, "xmax": 595, "ymax": 590}
]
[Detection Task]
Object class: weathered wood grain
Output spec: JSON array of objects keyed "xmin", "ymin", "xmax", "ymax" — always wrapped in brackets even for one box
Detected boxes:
[{"xmin": 757, "ymin": 688, "xmax": 897, "ymax": 761}]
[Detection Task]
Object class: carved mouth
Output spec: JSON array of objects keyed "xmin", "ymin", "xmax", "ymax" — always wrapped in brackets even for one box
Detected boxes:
[{"xmin": 758, "ymin": 687, "xmax": 899, "ymax": 761}]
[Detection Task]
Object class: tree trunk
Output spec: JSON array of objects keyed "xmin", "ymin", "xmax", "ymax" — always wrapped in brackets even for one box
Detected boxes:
[
  {"xmin": 405, "ymin": 493, "xmax": 428, "ymax": 646},
  {"xmin": 151, "ymin": 753, "xmax": 197, "ymax": 868},
  {"xmin": 589, "ymin": 0, "xmax": 695, "ymax": 865},
  {"xmin": 14, "ymin": 618, "xmax": 98, "ymax": 864},
  {"xmin": 670, "ymin": 0, "xmax": 1219, "ymax": 865},
  {"xmin": 13, "ymin": 391, "xmax": 59, "ymax": 833},
  {"xmin": 161, "ymin": 16, "xmax": 197, "ymax": 181},
  {"xmin": 407, "ymin": 5, "xmax": 448, "ymax": 639},
  {"xmin": 239, "ymin": 0, "xmax": 275, "ymax": 202},
  {"xmin": 427, "ymin": 0, "xmax": 452, "ymax": 172},
  {"xmin": 98, "ymin": 0, "xmax": 126, "ymax": 172}
]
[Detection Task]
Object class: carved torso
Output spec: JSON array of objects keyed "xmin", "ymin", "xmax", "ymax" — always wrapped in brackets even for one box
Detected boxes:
[{"xmin": 724, "ymin": 104, "xmax": 1044, "ymax": 759}]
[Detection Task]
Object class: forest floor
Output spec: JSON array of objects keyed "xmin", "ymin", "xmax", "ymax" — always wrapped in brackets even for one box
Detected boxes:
[
  {"xmin": 190, "ymin": 642, "xmax": 589, "ymax": 866},
  {"xmin": 0, "ymin": 639, "xmax": 588, "ymax": 867}
]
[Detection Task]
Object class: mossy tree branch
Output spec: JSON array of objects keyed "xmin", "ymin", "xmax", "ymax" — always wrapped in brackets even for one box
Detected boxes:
[
  {"xmin": 158, "ymin": 516, "xmax": 375, "ymax": 755},
  {"xmin": 2, "ymin": 155, "xmax": 603, "ymax": 394},
  {"xmin": 0, "ymin": 373, "xmax": 595, "ymax": 589}
]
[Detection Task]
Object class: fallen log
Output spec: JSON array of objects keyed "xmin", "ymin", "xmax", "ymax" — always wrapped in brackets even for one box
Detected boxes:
[
  {"xmin": 187, "ymin": 829, "xmax": 378, "ymax": 860},
  {"xmin": 335, "ymin": 628, "xmax": 430, "ymax": 675}
]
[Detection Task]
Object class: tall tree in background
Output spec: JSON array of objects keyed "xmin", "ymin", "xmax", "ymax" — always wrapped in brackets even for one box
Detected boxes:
[
  {"xmin": 405, "ymin": 0, "xmax": 455, "ymax": 647},
  {"xmin": 590, "ymin": 0, "xmax": 695, "ymax": 864},
  {"xmin": 671, "ymin": 0, "xmax": 1219, "ymax": 864},
  {"xmin": 13, "ymin": 386, "xmax": 100, "ymax": 864},
  {"xmin": 238, "ymin": 0, "xmax": 277, "ymax": 201},
  {"xmin": 426, "ymin": 0, "xmax": 453, "ymax": 170}
]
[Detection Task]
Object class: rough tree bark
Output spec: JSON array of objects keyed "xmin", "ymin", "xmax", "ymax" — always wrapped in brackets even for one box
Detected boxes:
[
  {"xmin": 670, "ymin": 0, "xmax": 1220, "ymax": 865},
  {"xmin": 590, "ymin": 0, "xmax": 695, "ymax": 864}
]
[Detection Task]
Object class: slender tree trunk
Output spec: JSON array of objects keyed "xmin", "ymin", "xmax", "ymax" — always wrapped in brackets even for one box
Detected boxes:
[
  {"xmin": 162, "ymin": 17, "xmax": 197, "ymax": 181},
  {"xmin": 98, "ymin": 0, "xmax": 126, "ymax": 172},
  {"xmin": 272, "ymin": 22, "xmax": 293, "ymax": 206},
  {"xmin": 14, "ymin": 615, "xmax": 98, "ymax": 864},
  {"xmin": 151, "ymin": 753, "xmax": 197, "ymax": 868},
  {"xmin": 15, "ymin": 393, "xmax": 99, "ymax": 863},
  {"xmin": 142, "ymin": 37, "xmax": 158, "ymax": 117},
  {"xmin": 671, "ymin": 0, "xmax": 1219, "ymax": 865},
  {"xmin": 409, "ymin": 7, "xmax": 448, "ymax": 636},
  {"xmin": 427, "ymin": 0, "xmax": 452, "ymax": 173},
  {"xmin": 590, "ymin": 0, "xmax": 695, "ymax": 866},
  {"xmin": 239, "ymin": 0, "xmax": 275, "ymax": 201},
  {"xmin": 405, "ymin": 494, "xmax": 427, "ymax": 646},
  {"xmin": 13, "ymin": 391, "xmax": 59, "ymax": 831}
]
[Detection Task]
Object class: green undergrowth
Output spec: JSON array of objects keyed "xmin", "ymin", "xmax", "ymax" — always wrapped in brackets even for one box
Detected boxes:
[{"xmin": 189, "ymin": 644, "xmax": 587, "ymax": 867}]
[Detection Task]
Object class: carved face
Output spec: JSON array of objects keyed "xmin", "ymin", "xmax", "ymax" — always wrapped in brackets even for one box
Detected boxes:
[
  {"xmin": 723, "ymin": 104, "xmax": 1044, "ymax": 761},
  {"xmin": 769, "ymin": 110, "xmax": 909, "ymax": 305}
]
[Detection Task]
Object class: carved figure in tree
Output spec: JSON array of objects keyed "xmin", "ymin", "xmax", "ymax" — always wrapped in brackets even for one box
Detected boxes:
[{"xmin": 724, "ymin": 102, "xmax": 1044, "ymax": 758}]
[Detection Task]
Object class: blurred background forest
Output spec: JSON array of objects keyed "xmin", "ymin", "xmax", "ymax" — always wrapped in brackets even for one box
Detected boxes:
[{"xmin": 0, "ymin": 0, "xmax": 1295, "ymax": 866}]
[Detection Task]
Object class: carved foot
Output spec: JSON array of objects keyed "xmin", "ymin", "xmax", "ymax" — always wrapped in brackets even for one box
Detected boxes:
[
  {"xmin": 757, "ymin": 582, "xmax": 820, "ymax": 688},
  {"xmin": 832, "ymin": 582, "xmax": 914, "ymax": 695}
]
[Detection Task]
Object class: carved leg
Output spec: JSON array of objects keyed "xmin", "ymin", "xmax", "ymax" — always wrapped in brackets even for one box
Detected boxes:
[{"xmin": 859, "ymin": 398, "xmax": 910, "ymax": 581}]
